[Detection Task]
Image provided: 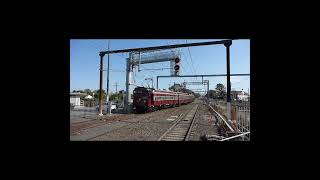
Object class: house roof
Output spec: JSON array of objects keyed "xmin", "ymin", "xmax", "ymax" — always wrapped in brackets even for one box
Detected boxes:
[
  {"xmin": 84, "ymin": 95, "xmax": 93, "ymax": 99},
  {"xmin": 70, "ymin": 92, "xmax": 86, "ymax": 96},
  {"xmin": 231, "ymin": 91, "xmax": 249, "ymax": 95}
]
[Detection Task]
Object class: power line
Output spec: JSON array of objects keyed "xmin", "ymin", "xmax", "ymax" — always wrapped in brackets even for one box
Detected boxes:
[
  {"xmin": 180, "ymin": 50, "xmax": 196, "ymax": 82},
  {"xmin": 179, "ymin": 47, "xmax": 193, "ymax": 75},
  {"xmin": 180, "ymin": 63, "xmax": 188, "ymax": 75},
  {"xmin": 186, "ymin": 40, "xmax": 196, "ymax": 72},
  {"xmin": 173, "ymin": 40, "xmax": 195, "ymax": 78},
  {"xmin": 113, "ymin": 53, "xmax": 126, "ymax": 59},
  {"xmin": 186, "ymin": 40, "xmax": 197, "ymax": 81}
]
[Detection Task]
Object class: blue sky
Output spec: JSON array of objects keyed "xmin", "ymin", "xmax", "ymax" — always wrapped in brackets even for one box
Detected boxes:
[{"xmin": 70, "ymin": 39, "xmax": 250, "ymax": 95}]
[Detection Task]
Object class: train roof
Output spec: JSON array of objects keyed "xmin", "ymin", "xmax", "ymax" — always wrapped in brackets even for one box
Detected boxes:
[
  {"xmin": 134, "ymin": 86, "xmax": 154, "ymax": 91},
  {"xmin": 134, "ymin": 86, "xmax": 194, "ymax": 96},
  {"xmin": 152, "ymin": 90, "xmax": 193, "ymax": 96}
]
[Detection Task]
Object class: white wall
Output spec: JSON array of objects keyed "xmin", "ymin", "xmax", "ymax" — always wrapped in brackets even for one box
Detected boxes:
[
  {"xmin": 237, "ymin": 94, "xmax": 249, "ymax": 101},
  {"xmin": 70, "ymin": 97, "xmax": 81, "ymax": 106}
]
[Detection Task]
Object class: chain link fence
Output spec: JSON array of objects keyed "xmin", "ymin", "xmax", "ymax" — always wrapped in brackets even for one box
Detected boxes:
[
  {"xmin": 70, "ymin": 99, "xmax": 126, "ymax": 120},
  {"xmin": 232, "ymin": 101, "xmax": 250, "ymax": 140},
  {"xmin": 208, "ymin": 98, "xmax": 250, "ymax": 141},
  {"xmin": 70, "ymin": 106, "xmax": 98, "ymax": 119}
]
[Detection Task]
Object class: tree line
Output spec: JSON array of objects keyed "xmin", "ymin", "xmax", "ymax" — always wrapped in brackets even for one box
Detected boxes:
[
  {"xmin": 206, "ymin": 83, "xmax": 227, "ymax": 99},
  {"xmin": 168, "ymin": 84, "xmax": 201, "ymax": 98},
  {"xmin": 72, "ymin": 89, "xmax": 124, "ymax": 103}
]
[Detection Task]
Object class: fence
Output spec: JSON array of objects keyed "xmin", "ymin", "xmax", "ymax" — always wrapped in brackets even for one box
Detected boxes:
[
  {"xmin": 208, "ymin": 98, "xmax": 250, "ymax": 141},
  {"xmin": 232, "ymin": 102, "xmax": 250, "ymax": 141},
  {"xmin": 207, "ymin": 104, "xmax": 235, "ymax": 132},
  {"xmin": 70, "ymin": 106, "xmax": 98, "ymax": 119},
  {"xmin": 70, "ymin": 101, "xmax": 125, "ymax": 120},
  {"xmin": 83, "ymin": 100, "xmax": 98, "ymax": 107}
]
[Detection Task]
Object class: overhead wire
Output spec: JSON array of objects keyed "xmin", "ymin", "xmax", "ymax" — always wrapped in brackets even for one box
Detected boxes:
[
  {"xmin": 185, "ymin": 40, "xmax": 198, "ymax": 82},
  {"xmin": 186, "ymin": 40, "xmax": 197, "ymax": 75},
  {"xmin": 176, "ymin": 40, "xmax": 193, "ymax": 79},
  {"xmin": 178, "ymin": 42, "xmax": 193, "ymax": 75}
]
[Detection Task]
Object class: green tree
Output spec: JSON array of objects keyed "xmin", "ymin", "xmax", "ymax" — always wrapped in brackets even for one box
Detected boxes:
[
  {"xmin": 216, "ymin": 83, "xmax": 225, "ymax": 92},
  {"xmin": 205, "ymin": 90, "xmax": 216, "ymax": 99},
  {"xmin": 110, "ymin": 93, "xmax": 124, "ymax": 102},
  {"xmin": 216, "ymin": 83, "xmax": 226, "ymax": 99},
  {"xmin": 84, "ymin": 89, "xmax": 91, "ymax": 94},
  {"xmin": 169, "ymin": 84, "xmax": 183, "ymax": 92},
  {"xmin": 194, "ymin": 93, "xmax": 200, "ymax": 98},
  {"xmin": 77, "ymin": 90, "xmax": 84, "ymax": 93},
  {"xmin": 168, "ymin": 83, "xmax": 198, "ymax": 97},
  {"xmin": 93, "ymin": 89, "xmax": 106, "ymax": 100}
]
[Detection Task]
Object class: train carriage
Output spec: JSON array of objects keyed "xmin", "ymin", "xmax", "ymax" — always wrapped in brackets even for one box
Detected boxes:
[{"xmin": 133, "ymin": 86, "xmax": 195, "ymax": 113}]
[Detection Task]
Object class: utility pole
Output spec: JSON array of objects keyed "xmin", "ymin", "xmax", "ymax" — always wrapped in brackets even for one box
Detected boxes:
[
  {"xmin": 114, "ymin": 82, "xmax": 118, "ymax": 93},
  {"xmin": 106, "ymin": 40, "xmax": 111, "ymax": 114},
  {"xmin": 145, "ymin": 78, "xmax": 153, "ymax": 89},
  {"xmin": 207, "ymin": 81, "xmax": 209, "ymax": 103},
  {"xmin": 98, "ymin": 53, "xmax": 104, "ymax": 116},
  {"xmin": 151, "ymin": 78, "xmax": 153, "ymax": 89},
  {"xmin": 224, "ymin": 41, "xmax": 232, "ymax": 122}
]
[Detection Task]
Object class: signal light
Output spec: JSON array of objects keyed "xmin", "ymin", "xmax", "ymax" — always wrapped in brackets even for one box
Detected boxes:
[
  {"xmin": 174, "ymin": 65, "xmax": 180, "ymax": 71},
  {"xmin": 174, "ymin": 58, "xmax": 180, "ymax": 76}
]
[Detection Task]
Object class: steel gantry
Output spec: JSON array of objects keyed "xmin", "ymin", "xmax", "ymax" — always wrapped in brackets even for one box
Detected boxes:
[
  {"xmin": 98, "ymin": 39, "xmax": 243, "ymax": 119},
  {"xmin": 182, "ymin": 80, "xmax": 210, "ymax": 101},
  {"xmin": 156, "ymin": 73, "xmax": 250, "ymax": 89},
  {"xmin": 156, "ymin": 73, "xmax": 250, "ymax": 116}
]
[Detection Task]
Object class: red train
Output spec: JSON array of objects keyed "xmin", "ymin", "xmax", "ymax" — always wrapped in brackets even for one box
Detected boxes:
[{"xmin": 133, "ymin": 86, "xmax": 195, "ymax": 113}]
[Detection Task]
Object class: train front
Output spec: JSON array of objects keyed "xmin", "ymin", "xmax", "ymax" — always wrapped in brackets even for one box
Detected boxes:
[{"xmin": 133, "ymin": 87, "xmax": 152, "ymax": 113}]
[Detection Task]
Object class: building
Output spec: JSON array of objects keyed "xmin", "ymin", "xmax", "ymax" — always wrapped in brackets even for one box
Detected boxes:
[
  {"xmin": 70, "ymin": 92, "xmax": 84, "ymax": 106},
  {"xmin": 231, "ymin": 90, "xmax": 250, "ymax": 101},
  {"xmin": 170, "ymin": 83, "xmax": 183, "ymax": 91},
  {"xmin": 84, "ymin": 95, "xmax": 93, "ymax": 99},
  {"xmin": 238, "ymin": 91, "xmax": 249, "ymax": 101}
]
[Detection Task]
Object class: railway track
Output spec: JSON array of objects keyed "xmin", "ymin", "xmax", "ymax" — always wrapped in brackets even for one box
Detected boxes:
[
  {"xmin": 70, "ymin": 115, "xmax": 133, "ymax": 136},
  {"xmin": 158, "ymin": 104, "xmax": 199, "ymax": 141},
  {"xmin": 82, "ymin": 107, "xmax": 184, "ymax": 140},
  {"xmin": 71, "ymin": 108, "xmax": 176, "ymax": 136}
]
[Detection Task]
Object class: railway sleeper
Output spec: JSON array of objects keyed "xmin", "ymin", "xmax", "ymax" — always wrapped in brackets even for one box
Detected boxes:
[
  {"xmin": 169, "ymin": 131, "xmax": 187, "ymax": 135},
  {"xmin": 163, "ymin": 136, "xmax": 185, "ymax": 140}
]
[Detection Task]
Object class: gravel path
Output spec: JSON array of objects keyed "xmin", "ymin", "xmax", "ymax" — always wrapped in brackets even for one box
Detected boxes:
[
  {"xmin": 89, "ymin": 104, "xmax": 192, "ymax": 141},
  {"xmin": 187, "ymin": 104, "xmax": 220, "ymax": 141},
  {"xmin": 70, "ymin": 102, "xmax": 219, "ymax": 141}
]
